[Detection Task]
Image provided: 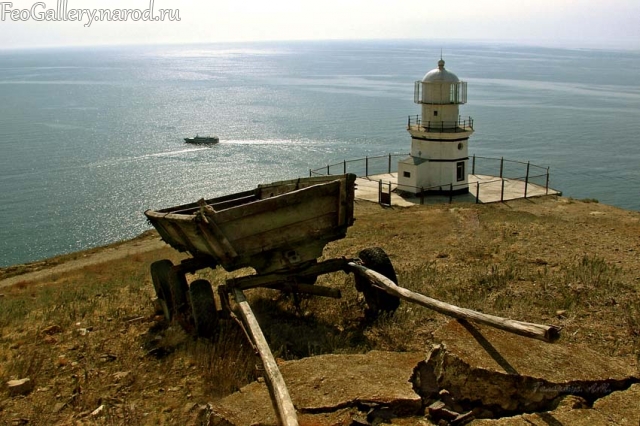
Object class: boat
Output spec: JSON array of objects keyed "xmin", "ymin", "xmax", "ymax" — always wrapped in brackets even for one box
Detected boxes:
[{"xmin": 184, "ymin": 135, "xmax": 219, "ymax": 144}]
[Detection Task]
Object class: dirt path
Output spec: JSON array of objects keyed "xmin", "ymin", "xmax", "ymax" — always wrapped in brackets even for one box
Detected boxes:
[{"xmin": 0, "ymin": 234, "xmax": 166, "ymax": 289}]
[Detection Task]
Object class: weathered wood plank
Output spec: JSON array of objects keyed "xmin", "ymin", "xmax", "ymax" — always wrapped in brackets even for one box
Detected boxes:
[
  {"xmin": 263, "ymin": 283, "xmax": 341, "ymax": 298},
  {"xmin": 230, "ymin": 258, "xmax": 351, "ymax": 291},
  {"xmin": 213, "ymin": 180, "xmax": 342, "ymax": 224},
  {"xmin": 198, "ymin": 201, "xmax": 239, "ymax": 259},
  {"xmin": 219, "ymin": 196, "xmax": 338, "ymax": 241},
  {"xmin": 232, "ymin": 288, "xmax": 299, "ymax": 426},
  {"xmin": 347, "ymin": 262, "xmax": 561, "ymax": 343}
]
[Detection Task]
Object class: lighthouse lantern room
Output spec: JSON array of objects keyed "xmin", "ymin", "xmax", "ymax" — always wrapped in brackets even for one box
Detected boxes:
[{"xmin": 398, "ymin": 59, "xmax": 474, "ymax": 194}]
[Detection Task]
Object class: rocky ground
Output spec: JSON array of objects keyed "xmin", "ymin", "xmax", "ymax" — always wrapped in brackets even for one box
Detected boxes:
[{"xmin": 0, "ymin": 194, "xmax": 639, "ymax": 425}]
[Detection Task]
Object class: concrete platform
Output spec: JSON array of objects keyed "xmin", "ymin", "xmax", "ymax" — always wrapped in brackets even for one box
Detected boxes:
[{"xmin": 355, "ymin": 173, "xmax": 561, "ymax": 206}]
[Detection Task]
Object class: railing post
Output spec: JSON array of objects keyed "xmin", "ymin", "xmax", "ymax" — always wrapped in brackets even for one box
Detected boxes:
[
  {"xmin": 420, "ymin": 188, "xmax": 424, "ymax": 205},
  {"xmin": 499, "ymin": 157, "xmax": 504, "ymax": 178},
  {"xmin": 524, "ymin": 161, "xmax": 530, "ymax": 198},
  {"xmin": 476, "ymin": 181, "xmax": 480, "ymax": 204},
  {"xmin": 545, "ymin": 167, "xmax": 550, "ymax": 195},
  {"xmin": 326, "ymin": 164, "xmax": 330, "ymax": 175},
  {"xmin": 501, "ymin": 179, "xmax": 505, "ymax": 202},
  {"xmin": 472, "ymin": 155, "xmax": 476, "ymax": 175},
  {"xmin": 388, "ymin": 153, "xmax": 391, "ymax": 174},
  {"xmin": 378, "ymin": 180, "xmax": 382, "ymax": 204},
  {"xmin": 449, "ymin": 184, "xmax": 453, "ymax": 204},
  {"xmin": 365, "ymin": 156, "xmax": 369, "ymax": 177},
  {"xmin": 309, "ymin": 169, "xmax": 312, "ymax": 177},
  {"xmin": 343, "ymin": 160, "xmax": 346, "ymax": 175}
]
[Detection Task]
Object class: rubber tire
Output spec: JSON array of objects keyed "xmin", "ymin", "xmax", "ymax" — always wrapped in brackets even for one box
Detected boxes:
[
  {"xmin": 355, "ymin": 247, "xmax": 401, "ymax": 317},
  {"xmin": 168, "ymin": 268, "xmax": 189, "ymax": 315},
  {"xmin": 189, "ymin": 279, "xmax": 219, "ymax": 339},
  {"xmin": 150, "ymin": 259, "xmax": 174, "ymax": 321}
]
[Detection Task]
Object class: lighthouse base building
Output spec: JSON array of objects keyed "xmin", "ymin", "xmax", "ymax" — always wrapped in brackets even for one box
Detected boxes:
[{"xmin": 397, "ymin": 59, "xmax": 474, "ymax": 195}]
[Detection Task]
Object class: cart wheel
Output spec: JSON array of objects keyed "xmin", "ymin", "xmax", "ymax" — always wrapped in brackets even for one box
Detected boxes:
[
  {"xmin": 169, "ymin": 268, "xmax": 189, "ymax": 315},
  {"xmin": 150, "ymin": 260, "xmax": 174, "ymax": 321},
  {"xmin": 169, "ymin": 268, "xmax": 191, "ymax": 331},
  {"xmin": 355, "ymin": 247, "xmax": 401, "ymax": 317},
  {"xmin": 189, "ymin": 279, "xmax": 219, "ymax": 339}
]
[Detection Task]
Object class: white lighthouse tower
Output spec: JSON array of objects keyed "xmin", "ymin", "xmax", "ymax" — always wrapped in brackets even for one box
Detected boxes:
[{"xmin": 398, "ymin": 59, "xmax": 474, "ymax": 194}]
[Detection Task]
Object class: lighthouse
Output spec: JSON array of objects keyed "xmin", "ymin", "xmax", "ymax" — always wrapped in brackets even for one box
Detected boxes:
[{"xmin": 397, "ymin": 59, "xmax": 474, "ymax": 194}]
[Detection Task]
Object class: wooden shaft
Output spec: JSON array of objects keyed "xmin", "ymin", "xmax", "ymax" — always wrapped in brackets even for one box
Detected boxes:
[
  {"xmin": 264, "ymin": 283, "xmax": 341, "ymax": 299},
  {"xmin": 232, "ymin": 289, "xmax": 298, "ymax": 426},
  {"xmin": 347, "ymin": 263, "xmax": 561, "ymax": 343}
]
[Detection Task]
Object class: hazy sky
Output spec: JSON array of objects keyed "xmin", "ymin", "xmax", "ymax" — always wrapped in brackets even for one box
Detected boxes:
[{"xmin": 1, "ymin": 0, "xmax": 639, "ymax": 49}]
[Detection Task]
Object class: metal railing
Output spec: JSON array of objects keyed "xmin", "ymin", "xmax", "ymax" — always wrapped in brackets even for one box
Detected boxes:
[
  {"xmin": 407, "ymin": 115, "xmax": 474, "ymax": 132},
  {"xmin": 309, "ymin": 153, "xmax": 407, "ymax": 178},
  {"xmin": 309, "ymin": 154, "xmax": 553, "ymax": 205}
]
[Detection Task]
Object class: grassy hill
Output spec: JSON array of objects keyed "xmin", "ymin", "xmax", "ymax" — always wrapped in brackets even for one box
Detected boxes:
[{"xmin": 0, "ymin": 196, "xmax": 638, "ymax": 424}]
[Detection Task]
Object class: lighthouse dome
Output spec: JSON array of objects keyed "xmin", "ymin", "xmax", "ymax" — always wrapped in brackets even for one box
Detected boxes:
[{"xmin": 422, "ymin": 59, "xmax": 459, "ymax": 83}]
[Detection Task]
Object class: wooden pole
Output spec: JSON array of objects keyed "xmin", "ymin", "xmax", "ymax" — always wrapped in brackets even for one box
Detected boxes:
[
  {"xmin": 232, "ymin": 289, "xmax": 298, "ymax": 426},
  {"xmin": 347, "ymin": 263, "xmax": 561, "ymax": 343}
]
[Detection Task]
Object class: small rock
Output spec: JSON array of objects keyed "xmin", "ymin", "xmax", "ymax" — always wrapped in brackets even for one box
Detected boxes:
[
  {"xmin": 556, "ymin": 309, "xmax": 567, "ymax": 318},
  {"xmin": 91, "ymin": 405, "xmax": 105, "ymax": 417},
  {"xmin": 452, "ymin": 411, "xmax": 475, "ymax": 425},
  {"xmin": 52, "ymin": 402, "xmax": 67, "ymax": 413},
  {"xmin": 7, "ymin": 378, "xmax": 34, "ymax": 396},
  {"xmin": 428, "ymin": 400, "xmax": 459, "ymax": 421},
  {"xmin": 100, "ymin": 353, "xmax": 117, "ymax": 362},
  {"xmin": 42, "ymin": 325, "xmax": 62, "ymax": 335},
  {"xmin": 554, "ymin": 394, "xmax": 589, "ymax": 411},
  {"xmin": 0, "ymin": 293, "xmax": 5, "ymax": 298}
]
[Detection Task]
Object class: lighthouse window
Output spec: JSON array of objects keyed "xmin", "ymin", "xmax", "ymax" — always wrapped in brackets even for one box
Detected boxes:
[
  {"xmin": 403, "ymin": 171, "xmax": 411, "ymax": 178},
  {"xmin": 456, "ymin": 162, "xmax": 465, "ymax": 182},
  {"xmin": 433, "ymin": 111, "xmax": 438, "ymax": 117}
]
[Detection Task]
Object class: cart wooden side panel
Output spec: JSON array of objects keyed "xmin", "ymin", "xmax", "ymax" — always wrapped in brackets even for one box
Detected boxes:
[{"xmin": 145, "ymin": 174, "xmax": 356, "ymax": 273}]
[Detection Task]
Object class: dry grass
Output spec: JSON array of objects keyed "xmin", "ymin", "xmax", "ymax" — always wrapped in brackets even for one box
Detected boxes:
[{"xmin": 1, "ymin": 196, "xmax": 639, "ymax": 424}]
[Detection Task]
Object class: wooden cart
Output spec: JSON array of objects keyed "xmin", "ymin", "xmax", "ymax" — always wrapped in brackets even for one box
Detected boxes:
[{"xmin": 144, "ymin": 173, "xmax": 561, "ymax": 426}]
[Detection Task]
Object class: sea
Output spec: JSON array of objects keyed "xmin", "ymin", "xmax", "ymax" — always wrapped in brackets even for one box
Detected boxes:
[{"xmin": 1, "ymin": 40, "xmax": 640, "ymax": 267}]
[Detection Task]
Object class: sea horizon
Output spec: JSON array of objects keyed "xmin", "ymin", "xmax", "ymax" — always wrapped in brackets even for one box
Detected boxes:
[{"xmin": 1, "ymin": 39, "xmax": 639, "ymax": 267}]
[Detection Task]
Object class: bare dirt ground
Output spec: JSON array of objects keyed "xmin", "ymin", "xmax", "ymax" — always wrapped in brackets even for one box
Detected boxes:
[{"xmin": 0, "ymin": 195, "xmax": 638, "ymax": 425}]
